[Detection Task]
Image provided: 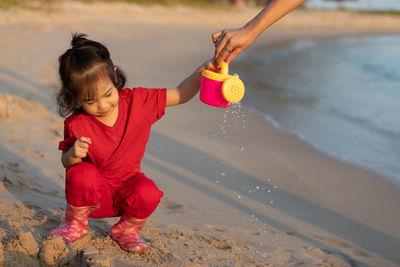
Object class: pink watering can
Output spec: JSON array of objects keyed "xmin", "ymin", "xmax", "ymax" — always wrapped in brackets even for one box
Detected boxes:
[{"xmin": 200, "ymin": 62, "xmax": 245, "ymax": 108}]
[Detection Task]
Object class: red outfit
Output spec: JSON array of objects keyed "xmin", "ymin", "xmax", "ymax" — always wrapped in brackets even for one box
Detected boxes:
[{"xmin": 59, "ymin": 87, "xmax": 166, "ymax": 219}]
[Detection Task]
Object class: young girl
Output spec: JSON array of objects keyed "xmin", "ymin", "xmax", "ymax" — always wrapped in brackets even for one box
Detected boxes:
[{"xmin": 48, "ymin": 33, "xmax": 214, "ymax": 253}]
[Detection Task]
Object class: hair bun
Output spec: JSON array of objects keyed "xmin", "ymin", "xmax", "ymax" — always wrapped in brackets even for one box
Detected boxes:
[{"xmin": 71, "ymin": 33, "xmax": 88, "ymax": 49}]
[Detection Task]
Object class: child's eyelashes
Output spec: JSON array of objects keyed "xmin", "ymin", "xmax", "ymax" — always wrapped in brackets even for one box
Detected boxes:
[
  {"xmin": 82, "ymin": 95, "xmax": 110, "ymax": 105},
  {"xmin": 82, "ymin": 99, "xmax": 95, "ymax": 105}
]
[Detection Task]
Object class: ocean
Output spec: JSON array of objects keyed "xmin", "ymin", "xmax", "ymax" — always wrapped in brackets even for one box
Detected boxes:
[
  {"xmin": 305, "ymin": 0, "xmax": 400, "ymax": 11},
  {"xmin": 233, "ymin": 35, "xmax": 400, "ymax": 184}
]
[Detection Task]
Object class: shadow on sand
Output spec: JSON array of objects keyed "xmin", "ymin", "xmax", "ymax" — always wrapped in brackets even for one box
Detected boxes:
[{"xmin": 146, "ymin": 131, "xmax": 400, "ymax": 265}]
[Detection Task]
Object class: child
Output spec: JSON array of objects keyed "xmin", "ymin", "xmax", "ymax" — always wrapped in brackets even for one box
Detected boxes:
[{"xmin": 48, "ymin": 33, "xmax": 214, "ymax": 253}]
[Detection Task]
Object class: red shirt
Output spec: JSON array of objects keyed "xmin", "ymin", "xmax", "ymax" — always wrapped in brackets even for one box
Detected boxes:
[{"xmin": 59, "ymin": 87, "xmax": 167, "ymax": 183}]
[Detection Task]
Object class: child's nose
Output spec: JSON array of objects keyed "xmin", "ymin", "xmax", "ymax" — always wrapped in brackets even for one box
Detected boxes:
[{"xmin": 97, "ymin": 101, "xmax": 106, "ymax": 111}]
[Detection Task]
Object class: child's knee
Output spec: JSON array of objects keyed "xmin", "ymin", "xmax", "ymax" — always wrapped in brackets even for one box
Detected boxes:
[
  {"xmin": 116, "ymin": 176, "xmax": 163, "ymax": 218},
  {"xmin": 65, "ymin": 162, "xmax": 106, "ymax": 207},
  {"xmin": 66, "ymin": 162, "xmax": 101, "ymax": 190},
  {"xmin": 135, "ymin": 178, "xmax": 164, "ymax": 203}
]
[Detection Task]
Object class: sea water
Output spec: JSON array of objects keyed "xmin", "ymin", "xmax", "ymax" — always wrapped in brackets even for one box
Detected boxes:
[{"xmin": 233, "ymin": 35, "xmax": 400, "ymax": 184}]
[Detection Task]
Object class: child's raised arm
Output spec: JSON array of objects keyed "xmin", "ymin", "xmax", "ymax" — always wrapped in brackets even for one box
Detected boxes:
[{"xmin": 166, "ymin": 60, "xmax": 214, "ymax": 107}]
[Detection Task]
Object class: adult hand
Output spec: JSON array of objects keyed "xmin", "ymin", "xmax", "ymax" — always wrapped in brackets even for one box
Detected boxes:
[
  {"xmin": 71, "ymin": 136, "xmax": 92, "ymax": 158},
  {"xmin": 212, "ymin": 27, "xmax": 256, "ymax": 69},
  {"xmin": 212, "ymin": 0, "xmax": 305, "ymax": 69}
]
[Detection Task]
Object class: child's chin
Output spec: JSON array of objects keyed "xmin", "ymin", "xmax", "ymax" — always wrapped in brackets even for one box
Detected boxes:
[{"xmin": 97, "ymin": 110, "xmax": 112, "ymax": 117}]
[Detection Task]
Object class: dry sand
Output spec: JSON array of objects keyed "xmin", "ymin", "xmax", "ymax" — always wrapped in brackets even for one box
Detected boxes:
[{"xmin": 1, "ymin": 2, "xmax": 400, "ymax": 266}]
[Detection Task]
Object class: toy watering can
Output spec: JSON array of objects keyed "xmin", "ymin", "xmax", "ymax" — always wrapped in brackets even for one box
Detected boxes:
[{"xmin": 200, "ymin": 62, "xmax": 245, "ymax": 108}]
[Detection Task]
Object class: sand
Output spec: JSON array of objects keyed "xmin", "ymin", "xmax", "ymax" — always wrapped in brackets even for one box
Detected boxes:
[{"xmin": 1, "ymin": 2, "xmax": 400, "ymax": 266}]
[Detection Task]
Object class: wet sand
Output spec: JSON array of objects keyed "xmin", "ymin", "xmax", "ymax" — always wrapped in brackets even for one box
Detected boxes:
[{"xmin": 1, "ymin": 2, "xmax": 400, "ymax": 266}]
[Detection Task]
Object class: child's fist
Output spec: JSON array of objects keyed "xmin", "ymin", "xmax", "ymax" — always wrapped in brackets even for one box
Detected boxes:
[{"xmin": 72, "ymin": 136, "xmax": 92, "ymax": 158}]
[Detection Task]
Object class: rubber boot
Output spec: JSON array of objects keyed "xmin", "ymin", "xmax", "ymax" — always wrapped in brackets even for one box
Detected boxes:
[
  {"xmin": 48, "ymin": 203, "xmax": 90, "ymax": 243},
  {"xmin": 111, "ymin": 214, "xmax": 148, "ymax": 253}
]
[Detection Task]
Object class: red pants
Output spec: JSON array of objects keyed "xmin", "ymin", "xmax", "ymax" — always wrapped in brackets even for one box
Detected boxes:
[{"xmin": 65, "ymin": 162, "xmax": 163, "ymax": 219}]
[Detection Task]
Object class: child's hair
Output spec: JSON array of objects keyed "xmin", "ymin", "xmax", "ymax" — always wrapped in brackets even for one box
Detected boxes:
[{"xmin": 57, "ymin": 33, "xmax": 127, "ymax": 117}]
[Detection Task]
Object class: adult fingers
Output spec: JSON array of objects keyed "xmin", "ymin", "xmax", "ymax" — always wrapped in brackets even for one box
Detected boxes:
[
  {"xmin": 225, "ymin": 48, "xmax": 241, "ymax": 65},
  {"xmin": 212, "ymin": 31, "xmax": 222, "ymax": 44},
  {"xmin": 215, "ymin": 40, "xmax": 234, "ymax": 68},
  {"xmin": 214, "ymin": 33, "xmax": 228, "ymax": 62}
]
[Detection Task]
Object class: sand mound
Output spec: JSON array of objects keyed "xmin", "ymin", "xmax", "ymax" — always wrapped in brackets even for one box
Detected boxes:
[{"xmin": 0, "ymin": 94, "xmax": 49, "ymax": 121}]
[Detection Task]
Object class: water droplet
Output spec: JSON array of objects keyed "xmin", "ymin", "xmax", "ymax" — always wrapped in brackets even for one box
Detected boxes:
[
  {"xmin": 237, "ymin": 195, "xmax": 243, "ymax": 199},
  {"xmin": 221, "ymin": 172, "xmax": 226, "ymax": 176},
  {"xmin": 274, "ymin": 185, "xmax": 278, "ymax": 189},
  {"xmin": 267, "ymin": 189, "xmax": 271, "ymax": 193},
  {"xmin": 256, "ymin": 186, "xmax": 260, "ymax": 190},
  {"xmin": 270, "ymin": 200, "xmax": 274, "ymax": 204}
]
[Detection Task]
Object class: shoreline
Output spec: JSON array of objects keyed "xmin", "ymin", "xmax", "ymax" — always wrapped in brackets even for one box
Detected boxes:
[
  {"xmin": 243, "ymin": 100, "xmax": 400, "ymax": 188},
  {"xmin": 1, "ymin": 2, "xmax": 400, "ymax": 266}
]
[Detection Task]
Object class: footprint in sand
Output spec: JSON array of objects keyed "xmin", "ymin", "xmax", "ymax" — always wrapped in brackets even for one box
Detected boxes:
[
  {"xmin": 304, "ymin": 246, "xmax": 361, "ymax": 266},
  {"xmin": 23, "ymin": 148, "xmax": 44, "ymax": 158},
  {"xmin": 199, "ymin": 224, "xmax": 260, "ymax": 236},
  {"xmin": 79, "ymin": 247, "xmax": 111, "ymax": 267},
  {"xmin": 32, "ymin": 125, "xmax": 63, "ymax": 139},
  {"xmin": 6, "ymin": 162, "xmax": 25, "ymax": 174},
  {"xmin": 160, "ymin": 199, "xmax": 185, "ymax": 212},
  {"xmin": 313, "ymin": 234, "xmax": 350, "ymax": 248},
  {"xmin": 193, "ymin": 234, "xmax": 233, "ymax": 250},
  {"xmin": 311, "ymin": 235, "xmax": 372, "ymax": 259}
]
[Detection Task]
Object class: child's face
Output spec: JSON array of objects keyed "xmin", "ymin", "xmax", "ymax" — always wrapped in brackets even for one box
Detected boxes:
[{"xmin": 79, "ymin": 77, "xmax": 119, "ymax": 119}]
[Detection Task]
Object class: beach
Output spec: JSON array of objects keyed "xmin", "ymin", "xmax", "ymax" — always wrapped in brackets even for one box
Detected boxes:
[{"xmin": 1, "ymin": 2, "xmax": 400, "ymax": 266}]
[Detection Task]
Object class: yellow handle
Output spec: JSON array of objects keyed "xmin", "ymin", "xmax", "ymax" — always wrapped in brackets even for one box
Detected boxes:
[
  {"xmin": 220, "ymin": 62, "xmax": 229, "ymax": 76},
  {"xmin": 202, "ymin": 61, "xmax": 230, "ymax": 81}
]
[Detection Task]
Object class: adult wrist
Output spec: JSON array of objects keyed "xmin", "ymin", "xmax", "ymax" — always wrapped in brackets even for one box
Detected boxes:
[{"xmin": 242, "ymin": 23, "xmax": 259, "ymax": 43}]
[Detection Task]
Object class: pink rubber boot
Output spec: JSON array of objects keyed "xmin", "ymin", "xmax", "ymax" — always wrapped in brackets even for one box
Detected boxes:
[
  {"xmin": 48, "ymin": 204, "xmax": 90, "ymax": 243},
  {"xmin": 111, "ymin": 214, "xmax": 148, "ymax": 253}
]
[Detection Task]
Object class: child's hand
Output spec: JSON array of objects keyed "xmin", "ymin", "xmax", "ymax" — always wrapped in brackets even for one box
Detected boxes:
[
  {"xmin": 198, "ymin": 59, "xmax": 216, "ymax": 73},
  {"xmin": 71, "ymin": 136, "xmax": 92, "ymax": 159}
]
